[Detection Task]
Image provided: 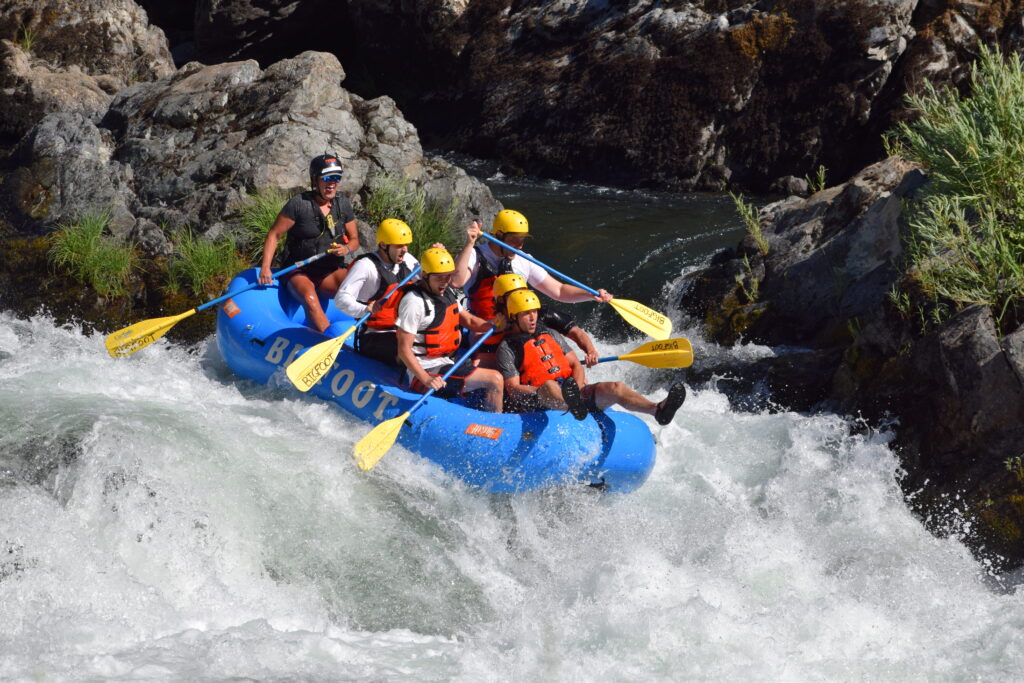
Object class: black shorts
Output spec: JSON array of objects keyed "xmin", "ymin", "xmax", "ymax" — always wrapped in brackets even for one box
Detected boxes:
[
  {"xmin": 408, "ymin": 357, "xmax": 477, "ymax": 398},
  {"xmin": 356, "ymin": 329, "xmax": 400, "ymax": 366},
  {"xmin": 504, "ymin": 377, "xmax": 599, "ymax": 414},
  {"xmin": 280, "ymin": 260, "xmax": 347, "ymax": 289}
]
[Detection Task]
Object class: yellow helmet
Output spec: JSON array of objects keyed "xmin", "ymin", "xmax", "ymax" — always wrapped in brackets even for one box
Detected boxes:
[
  {"xmin": 506, "ymin": 289, "xmax": 541, "ymax": 317},
  {"xmin": 493, "ymin": 273, "xmax": 527, "ymax": 298},
  {"xmin": 493, "ymin": 209, "xmax": 529, "ymax": 236},
  {"xmin": 420, "ymin": 247, "xmax": 455, "ymax": 274},
  {"xmin": 377, "ymin": 218, "xmax": 413, "ymax": 245}
]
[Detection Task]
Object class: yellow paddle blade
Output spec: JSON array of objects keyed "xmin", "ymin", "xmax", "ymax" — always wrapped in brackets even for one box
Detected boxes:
[
  {"xmin": 104, "ymin": 310, "xmax": 196, "ymax": 358},
  {"xmin": 354, "ymin": 411, "xmax": 411, "ymax": 471},
  {"xmin": 619, "ymin": 337, "xmax": 693, "ymax": 369},
  {"xmin": 608, "ymin": 298, "xmax": 672, "ymax": 341},
  {"xmin": 285, "ymin": 325, "xmax": 357, "ymax": 392}
]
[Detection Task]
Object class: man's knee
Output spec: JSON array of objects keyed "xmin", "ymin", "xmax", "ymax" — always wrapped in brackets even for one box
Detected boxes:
[
  {"xmin": 606, "ymin": 381, "xmax": 627, "ymax": 395},
  {"xmin": 476, "ymin": 369, "xmax": 503, "ymax": 390}
]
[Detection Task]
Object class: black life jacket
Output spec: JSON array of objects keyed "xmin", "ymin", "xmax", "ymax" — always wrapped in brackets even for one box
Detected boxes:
[
  {"xmin": 280, "ymin": 192, "xmax": 348, "ymax": 268},
  {"xmin": 353, "ymin": 252, "xmax": 412, "ymax": 330}
]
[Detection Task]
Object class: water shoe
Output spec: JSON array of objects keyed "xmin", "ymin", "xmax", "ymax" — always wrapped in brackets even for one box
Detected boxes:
[
  {"xmin": 655, "ymin": 382, "xmax": 687, "ymax": 425},
  {"xmin": 561, "ymin": 377, "xmax": 589, "ymax": 421}
]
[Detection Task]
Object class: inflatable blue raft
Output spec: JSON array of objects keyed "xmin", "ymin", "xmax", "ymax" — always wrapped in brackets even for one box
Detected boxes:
[{"xmin": 215, "ymin": 269, "xmax": 657, "ymax": 493}]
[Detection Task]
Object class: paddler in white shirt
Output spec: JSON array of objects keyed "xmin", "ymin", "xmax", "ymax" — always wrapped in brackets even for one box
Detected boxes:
[{"xmin": 334, "ymin": 219, "xmax": 419, "ymax": 366}]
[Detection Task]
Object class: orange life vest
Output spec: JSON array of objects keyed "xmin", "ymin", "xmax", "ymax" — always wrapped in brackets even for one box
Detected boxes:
[
  {"xmin": 466, "ymin": 245, "xmax": 514, "ymax": 322},
  {"xmin": 408, "ymin": 286, "xmax": 462, "ymax": 358},
  {"xmin": 354, "ymin": 252, "xmax": 412, "ymax": 330},
  {"xmin": 517, "ymin": 332, "xmax": 573, "ymax": 387}
]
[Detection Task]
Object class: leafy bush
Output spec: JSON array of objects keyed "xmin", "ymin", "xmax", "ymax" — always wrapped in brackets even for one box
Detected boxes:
[
  {"xmin": 166, "ymin": 230, "xmax": 248, "ymax": 298},
  {"xmin": 48, "ymin": 209, "xmax": 137, "ymax": 297},
  {"xmin": 888, "ymin": 46, "xmax": 1024, "ymax": 333},
  {"xmin": 729, "ymin": 192, "xmax": 769, "ymax": 255},
  {"xmin": 364, "ymin": 173, "xmax": 459, "ymax": 257},
  {"xmin": 239, "ymin": 187, "xmax": 289, "ymax": 261}
]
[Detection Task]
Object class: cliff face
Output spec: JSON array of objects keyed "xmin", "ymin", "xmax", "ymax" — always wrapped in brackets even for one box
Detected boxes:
[
  {"xmin": 129, "ymin": 1, "xmax": 1024, "ymax": 191},
  {"xmin": 6, "ymin": 2, "xmax": 1023, "ymax": 193},
  {"xmin": 679, "ymin": 157, "xmax": 1024, "ymax": 569}
]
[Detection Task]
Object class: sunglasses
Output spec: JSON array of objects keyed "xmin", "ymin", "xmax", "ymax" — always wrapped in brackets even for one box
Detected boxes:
[{"xmin": 321, "ymin": 175, "xmax": 342, "ymax": 183}]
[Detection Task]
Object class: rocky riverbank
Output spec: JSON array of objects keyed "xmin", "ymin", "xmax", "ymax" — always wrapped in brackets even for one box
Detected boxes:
[{"xmin": 680, "ymin": 156, "xmax": 1024, "ymax": 569}]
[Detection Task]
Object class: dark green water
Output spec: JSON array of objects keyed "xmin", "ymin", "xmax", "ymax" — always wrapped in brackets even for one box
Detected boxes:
[{"xmin": 484, "ymin": 175, "xmax": 746, "ymax": 340}]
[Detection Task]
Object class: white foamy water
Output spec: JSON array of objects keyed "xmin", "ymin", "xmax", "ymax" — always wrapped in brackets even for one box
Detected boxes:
[{"xmin": 1, "ymin": 311, "xmax": 1022, "ymax": 680}]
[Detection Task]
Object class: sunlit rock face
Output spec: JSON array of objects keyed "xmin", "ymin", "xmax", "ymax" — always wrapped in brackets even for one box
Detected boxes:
[{"xmin": 0, "ymin": 0, "xmax": 175, "ymax": 150}]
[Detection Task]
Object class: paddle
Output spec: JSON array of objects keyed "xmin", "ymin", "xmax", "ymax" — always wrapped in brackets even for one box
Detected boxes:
[
  {"xmin": 105, "ymin": 251, "xmax": 330, "ymax": 358},
  {"xmin": 478, "ymin": 232, "xmax": 672, "ymax": 341},
  {"xmin": 596, "ymin": 337, "xmax": 693, "ymax": 369},
  {"xmin": 286, "ymin": 265, "xmax": 422, "ymax": 391},
  {"xmin": 354, "ymin": 327, "xmax": 496, "ymax": 471}
]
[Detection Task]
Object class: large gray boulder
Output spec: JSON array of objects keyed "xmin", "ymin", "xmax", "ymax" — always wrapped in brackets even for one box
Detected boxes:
[
  {"xmin": 0, "ymin": 0, "xmax": 174, "ymax": 149},
  {"xmin": 681, "ymin": 156, "xmax": 925, "ymax": 347},
  {"xmin": 3, "ymin": 50, "xmax": 499, "ymax": 253}
]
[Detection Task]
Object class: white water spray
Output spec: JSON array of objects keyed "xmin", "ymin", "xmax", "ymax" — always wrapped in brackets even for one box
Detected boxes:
[{"xmin": 1, "ymin": 311, "xmax": 1022, "ymax": 680}]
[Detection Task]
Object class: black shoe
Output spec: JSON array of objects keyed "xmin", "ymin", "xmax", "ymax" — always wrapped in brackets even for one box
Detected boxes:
[
  {"xmin": 655, "ymin": 382, "xmax": 687, "ymax": 425},
  {"xmin": 561, "ymin": 377, "xmax": 589, "ymax": 421}
]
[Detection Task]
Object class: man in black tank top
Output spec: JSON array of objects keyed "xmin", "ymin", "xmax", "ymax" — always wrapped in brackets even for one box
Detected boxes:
[{"xmin": 258, "ymin": 154, "xmax": 359, "ymax": 332}]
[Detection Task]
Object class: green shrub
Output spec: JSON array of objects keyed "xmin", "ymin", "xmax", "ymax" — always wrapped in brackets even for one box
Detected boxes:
[
  {"xmin": 889, "ymin": 46, "xmax": 1024, "ymax": 332},
  {"xmin": 729, "ymin": 192, "xmax": 769, "ymax": 255},
  {"xmin": 166, "ymin": 230, "xmax": 248, "ymax": 298},
  {"xmin": 364, "ymin": 173, "xmax": 459, "ymax": 257},
  {"xmin": 805, "ymin": 165, "xmax": 828, "ymax": 193},
  {"xmin": 48, "ymin": 209, "xmax": 137, "ymax": 298},
  {"xmin": 17, "ymin": 21, "xmax": 35, "ymax": 53},
  {"xmin": 239, "ymin": 187, "xmax": 289, "ymax": 262}
]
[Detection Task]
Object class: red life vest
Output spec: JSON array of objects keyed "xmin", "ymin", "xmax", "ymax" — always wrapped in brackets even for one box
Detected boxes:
[
  {"xmin": 353, "ymin": 252, "xmax": 412, "ymax": 330},
  {"xmin": 408, "ymin": 286, "xmax": 462, "ymax": 358},
  {"xmin": 517, "ymin": 332, "xmax": 573, "ymax": 387},
  {"xmin": 466, "ymin": 245, "xmax": 514, "ymax": 322}
]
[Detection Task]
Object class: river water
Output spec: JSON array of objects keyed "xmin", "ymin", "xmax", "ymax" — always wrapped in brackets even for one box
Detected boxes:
[{"xmin": 1, "ymin": 177, "xmax": 1023, "ymax": 680}]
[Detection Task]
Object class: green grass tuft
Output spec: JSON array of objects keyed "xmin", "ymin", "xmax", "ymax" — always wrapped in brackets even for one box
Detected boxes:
[
  {"xmin": 17, "ymin": 21, "xmax": 35, "ymax": 53},
  {"xmin": 805, "ymin": 165, "xmax": 828, "ymax": 193},
  {"xmin": 889, "ymin": 45, "xmax": 1024, "ymax": 333},
  {"xmin": 364, "ymin": 173, "xmax": 459, "ymax": 258},
  {"xmin": 239, "ymin": 187, "xmax": 289, "ymax": 262},
  {"xmin": 48, "ymin": 209, "xmax": 137, "ymax": 298},
  {"xmin": 166, "ymin": 230, "xmax": 248, "ymax": 299},
  {"xmin": 730, "ymin": 192, "xmax": 769, "ymax": 256}
]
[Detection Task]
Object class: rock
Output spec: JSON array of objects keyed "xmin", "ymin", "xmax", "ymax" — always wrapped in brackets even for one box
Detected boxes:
[
  {"xmin": 681, "ymin": 156, "xmax": 925, "ymax": 347},
  {"xmin": 354, "ymin": 95, "xmax": 425, "ymax": 185},
  {"xmin": 2, "ymin": 50, "xmax": 498, "ymax": 252},
  {"xmin": 769, "ymin": 175, "xmax": 808, "ymax": 196},
  {"xmin": 681, "ymin": 155, "xmax": 1024, "ymax": 569},
  {"xmin": 0, "ymin": 0, "xmax": 174, "ymax": 151},
  {"xmin": 0, "ymin": 40, "xmax": 115, "ymax": 149},
  {"xmin": 130, "ymin": 217, "xmax": 173, "ymax": 257},
  {"xmin": 194, "ymin": 0, "xmax": 348, "ymax": 66},
  {"xmin": 6, "ymin": 112, "xmax": 133, "ymax": 233}
]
